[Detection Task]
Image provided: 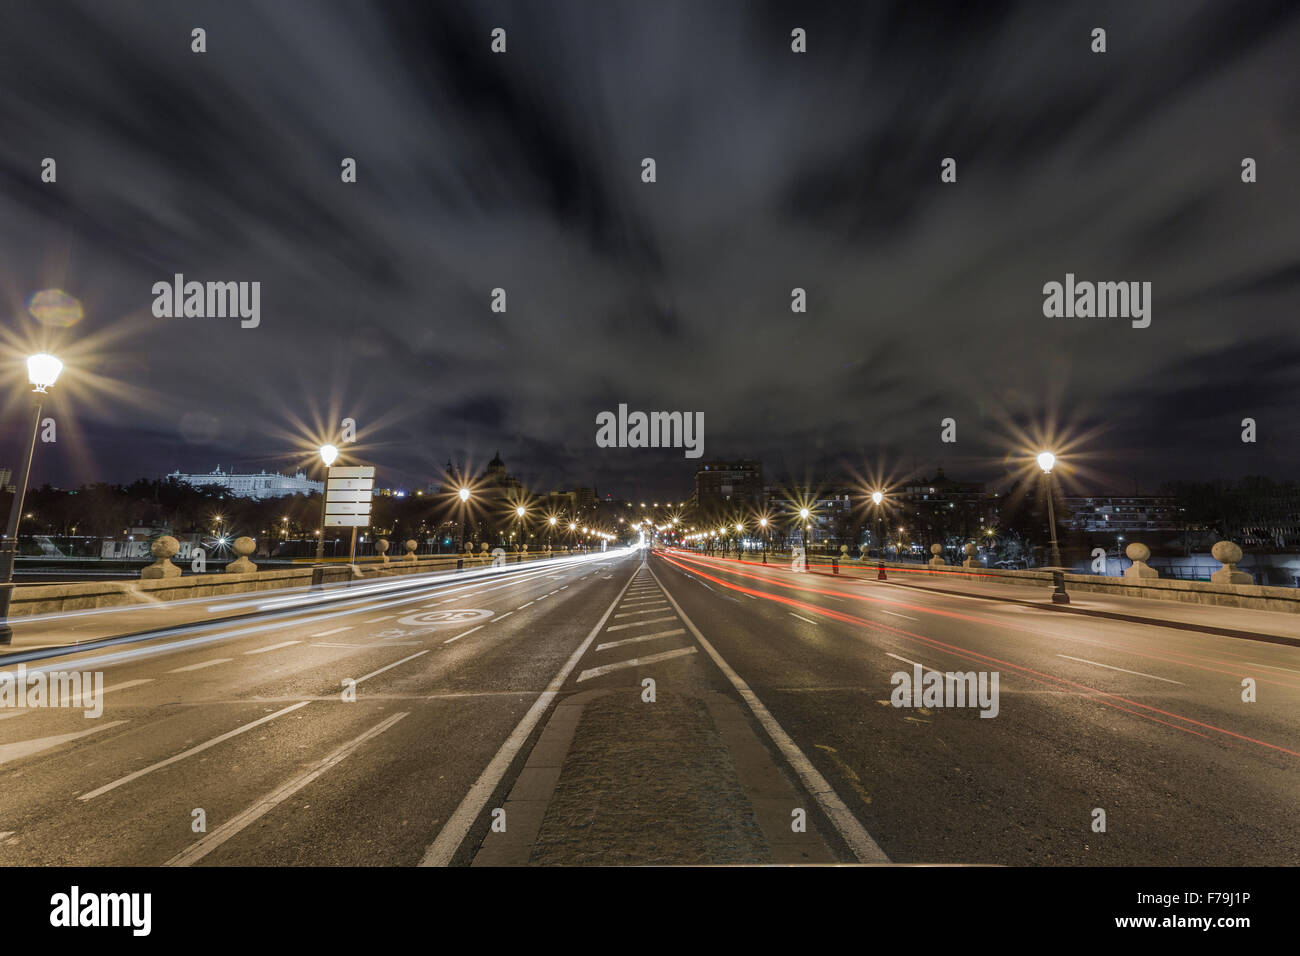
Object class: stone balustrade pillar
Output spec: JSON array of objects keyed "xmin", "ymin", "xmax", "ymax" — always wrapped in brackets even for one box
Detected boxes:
[
  {"xmin": 141, "ymin": 535, "xmax": 181, "ymax": 579},
  {"xmin": 1210, "ymin": 541, "xmax": 1251, "ymax": 585},
  {"xmin": 224, "ymin": 536, "xmax": 257, "ymax": 574},
  {"xmin": 928, "ymin": 543, "xmax": 946, "ymax": 568},
  {"xmin": 1123, "ymin": 542, "xmax": 1158, "ymax": 579}
]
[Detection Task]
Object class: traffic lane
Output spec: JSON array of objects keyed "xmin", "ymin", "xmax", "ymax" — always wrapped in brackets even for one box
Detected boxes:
[
  {"xmin": 652, "ymin": 553, "xmax": 1300, "ymax": 865},
  {"xmin": 188, "ymin": 553, "xmax": 642, "ymax": 865},
  {"xmin": 0, "ymin": 554, "xmax": 601, "ymax": 728},
  {"xmin": 0, "ymin": 559, "xmax": 634, "ymax": 864},
  {"xmin": 664, "ymin": 551, "xmax": 1300, "ymax": 754}
]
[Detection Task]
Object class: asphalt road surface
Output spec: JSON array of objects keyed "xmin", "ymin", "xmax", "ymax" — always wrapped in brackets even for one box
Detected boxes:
[{"xmin": 0, "ymin": 546, "xmax": 1296, "ymax": 866}]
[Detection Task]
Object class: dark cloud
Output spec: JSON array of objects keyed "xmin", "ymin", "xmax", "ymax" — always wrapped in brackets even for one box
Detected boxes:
[{"xmin": 0, "ymin": 0, "xmax": 1297, "ymax": 499}]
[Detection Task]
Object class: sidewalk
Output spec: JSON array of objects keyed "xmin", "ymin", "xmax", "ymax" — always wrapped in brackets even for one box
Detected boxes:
[{"xmin": 813, "ymin": 561, "xmax": 1300, "ymax": 646}]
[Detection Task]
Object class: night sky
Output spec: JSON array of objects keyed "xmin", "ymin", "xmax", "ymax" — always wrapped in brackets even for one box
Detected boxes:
[{"xmin": 1, "ymin": 0, "xmax": 1298, "ymax": 500}]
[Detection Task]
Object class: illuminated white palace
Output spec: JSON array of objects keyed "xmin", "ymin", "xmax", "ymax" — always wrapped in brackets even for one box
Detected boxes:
[{"xmin": 166, "ymin": 465, "xmax": 323, "ymax": 500}]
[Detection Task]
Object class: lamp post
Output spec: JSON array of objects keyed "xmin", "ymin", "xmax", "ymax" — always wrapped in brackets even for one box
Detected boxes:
[
  {"xmin": 871, "ymin": 490, "xmax": 886, "ymax": 580},
  {"xmin": 314, "ymin": 443, "xmax": 339, "ymax": 562},
  {"xmin": 458, "ymin": 486, "xmax": 472, "ymax": 552},
  {"xmin": 0, "ymin": 353, "xmax": 64, "ymax": 644},
  {"xmin": 799, "ymin": 507, "xmax": 811, "ymax": 558},
  {"xmin": 759, "ymin": 517, "xmax": 768, "ymax": 563},
  {"xmin": 1036, "ymin": 451, "xmax": 1069, "ymax": 604}
]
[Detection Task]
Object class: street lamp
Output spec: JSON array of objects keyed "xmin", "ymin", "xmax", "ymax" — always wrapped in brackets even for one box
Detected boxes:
[
  {"xmin": 1, "ymin": 353, "xmax": 64, "ymax": 644},
  {"xmin": 759, "ymin": 516, "xmax": 769, "ymax": 563},
  {"xmin": 1037, "ymin": 450, "xmax": 1069, "ymax": 604},
  {"xmin": 457, "ymin": 486, "xmax": 472, "ymax": 552},
  {"xmin": 870, "ymin": 490, "xmax": 886, "ymax": 579},
  {"xmin": 314, "ymin": 444, "xmax": 339, "ymax": 562}
]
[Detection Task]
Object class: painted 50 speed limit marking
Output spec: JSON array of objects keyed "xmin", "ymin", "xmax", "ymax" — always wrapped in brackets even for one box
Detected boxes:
[{"xmin": 397, "ymin": 608, "xmax": 494, "ymax": 628}]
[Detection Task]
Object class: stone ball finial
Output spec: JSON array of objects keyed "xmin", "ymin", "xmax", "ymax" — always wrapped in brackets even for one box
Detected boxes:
[
  {"xmin": 151, "ymin": 535, "xmax": 180, "ymax": 559},
  {"xmin": 1125, "ymin": 542, "xmax": 1151, "ymax": 562},
  {"xmin": 404, "ymin": 539, "xmax": 418, "ymax": 552},
  {"xmin": 225, "ymin": 536, "xmax": 258, "ymax": 574},
  {"xmin": 1211, "ymin": 540, "xmax": 1242, "ymax": 564},
  {"xmin": 964, "ymin": 543, "xmax": 978, "ymax": 556},
  {"xmin": 142, "ymin": 535, "xmax": 182, "ymax": 579},
  {"xmin": 375, "ymin": 538, "xmax": 390, "ymax": 554},
  {"xmin": 930, "ymin": 543, "xmax": 943, "ymax": 556}
]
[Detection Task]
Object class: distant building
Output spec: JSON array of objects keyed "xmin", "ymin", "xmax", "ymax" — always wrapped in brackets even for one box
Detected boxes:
[
  {"xmin": 167, "ymin": 466, "xmax": 322, "ymax": 499},
  {"xmin": 1063, "ymin": 496, "xmax": 1183, "ymax": 535},
  {"xmin": 0, "ymin": 467, "xmax": 13, "ymax": 494},
  {"xmin": 693, "ymin": 460, "xmax": 764, "ymax": 515}
]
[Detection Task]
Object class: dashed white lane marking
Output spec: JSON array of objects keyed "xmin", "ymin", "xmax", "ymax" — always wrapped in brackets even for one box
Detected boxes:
[
  {"xmin": 311, "ymin": 626, "xmax": 352, "ymax": 638},
  {"xmin": 79, "ymin": 702, "xmax": 311, "ymax": 801},
  {"xmin": 0, "ymin": 721, "xmax": 129, "ymax": 767},
  {"xmin": 596, "ymin": 629, "xmax": 687, "ymax": 651},
  {"xmin": 789, "ymin": 613, "xmax": 819, "ymax": 625},
  {"xmin": 1056, "ymin": 654, "xmax": 1185, "ymax": 685},
  {"xmin": 244, "ymin": 640, "xmax": 301, "ymax": 655},
  {"xmin": 886, "ymin": 652, "xmax": 939, "ymax": 672},
  {"xmin": 1245, "ymin": 660, "xmax": 1300, "ymax": 675},
  {"xmin": 165, "ymin": 712, "xmax": 409, "ymax": 867},
  {"xmin": 517, "ymin": 602, "xmax": 534, "ymax": 609},
  {"xmin": 874, "ymin": 608, "xmax": 919, "ymax": 621},
  {"xmin": 490, "ymin": 612, "xmax": 514, "ymax": 623},
  {"xmin": 444, "ymin": 626, "xmax": 484, "ymax": 645},
  {"xmin": 312, "ymin": 642, "xmax": 364, "ymax": 647},
  {"xmin": 603, "ymin": 616, "xmax": 678, "ymax": 632},
  {"xmin": 169, "ymin": 658, "xmax": 233, "ymax": 673},
  {"xmin": 649, "ymin": 562, "xmax": 889, "ymax": 864},
  {"xmin": 365, "ymin": 615, "xmax": 396, "ymax": 623},
  {"xmin": 742, "ymin": 593, "xmax": 757, "ymax": 599},
  {"xmin": 355, "ymin": 650, "xmax": 430, "ymax": 684},
  {"xmin": 576, "ymin": 647, "xmax": 698, "ymax": 683}
]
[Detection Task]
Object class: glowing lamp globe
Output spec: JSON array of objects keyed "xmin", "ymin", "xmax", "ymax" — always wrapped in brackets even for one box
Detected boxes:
[{"xmin": 27, "ymin": 353, "xmax": 63, "ymax": 392}]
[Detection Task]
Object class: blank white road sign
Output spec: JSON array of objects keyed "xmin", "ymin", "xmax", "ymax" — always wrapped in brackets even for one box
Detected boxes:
[{"xmin": 325, "ymin": 465, "xmax": 374, "ymax": 527}]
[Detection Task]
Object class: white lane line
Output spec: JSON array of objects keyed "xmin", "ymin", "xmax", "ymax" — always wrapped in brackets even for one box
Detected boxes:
[
  {"xmin": 443, "ymin": 625, "xmax": 484, "ymax": 645},
  {"xmin": 577, "ymin": 647, "xmax": 697, "ymax": 683},
  {"xmin": 1056, "ymin": 654, "xmax": 1185, "ymax": 685},
  {"xmin": 596, "ymin": 628, "xmax": 687, "ymax": 652},
  {"xmin": 0, "ymin": 721, "xmax": 129, "ymax": 767},
  {"xmin": 742, "ymin": 593, "xmax": 757, "ymax": 599},
  {"xmin": 310, "ymin": 626, "xmax": 352, "ymax": 638},
  {"xmin": 168, "ymin": 658, "xmax": 233, "ymax": 673},
  {"xmin": 355, "ymin": 650, "xmax": 429, "ymax": 685},
  {"xmin": 244, "ymin": 640, "xmax": 301, "ymax": 655},
  {"xmin": 650, "ymin": 563, "xmax": 889, "ymax": 864},
  {"xmin": 421, "ymin": 565, "xmax": 640, "ymax": 867},
  {"xmin": 0, "ymin": 713, "xmax": 26, "ymax": 721},
  {"xmin": 559, "ymin": 586, "xmax": 569, "ymax": 591},
  {"xmin": 490, "ymin": 612, "xmax": 514, "ymax": 623},
  {"xmin": 1245, "ymin": 661, "xmax": 1300, "ymax": 676},
  {"xmin": 875, "ymin": 608, "xmax": 919, "ymax": 621},
  {"xmin": 604, "ymin": 615, "xmax": 678, "ymax": 632},
  {"xmin": 79, "ymin": 702, "xmax": 311, "ymax": 801},
  {"xmin": 613, "ymin": 607, "xmax": 673, "ymax": 618},
  {"xmin": 886, "ymin": 652, "xmax": 939, "ymax": 672},
  {"xmin": 165, "ymin": 712, "xmax": 408, "ymax": 867},
  {"xmin": 620, "ymin": 599, "xmax": 668, "ymax": 607},
  {"xmin": 517, "ymin": 602, "xmax": 534, "ymax": 609},
  {"xmin": 789, "ymin": 613, "xmax": 819, "ymax": 625},
  {"xmin": 64, "ymin": 679, "xmax": 153, "ymax": 708},
  {"xmin": 312, "ymin": 642, "xmax": 364, "ymax": 648},
  {"xmin": 364, "ymin": 615, "xmax": 395, "ymax": 624}
]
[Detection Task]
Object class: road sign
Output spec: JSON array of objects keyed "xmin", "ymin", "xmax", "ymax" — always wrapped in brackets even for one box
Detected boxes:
[{"xmin": 325, "ymin": 465, "xmax": 374, "ymax": 527}]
